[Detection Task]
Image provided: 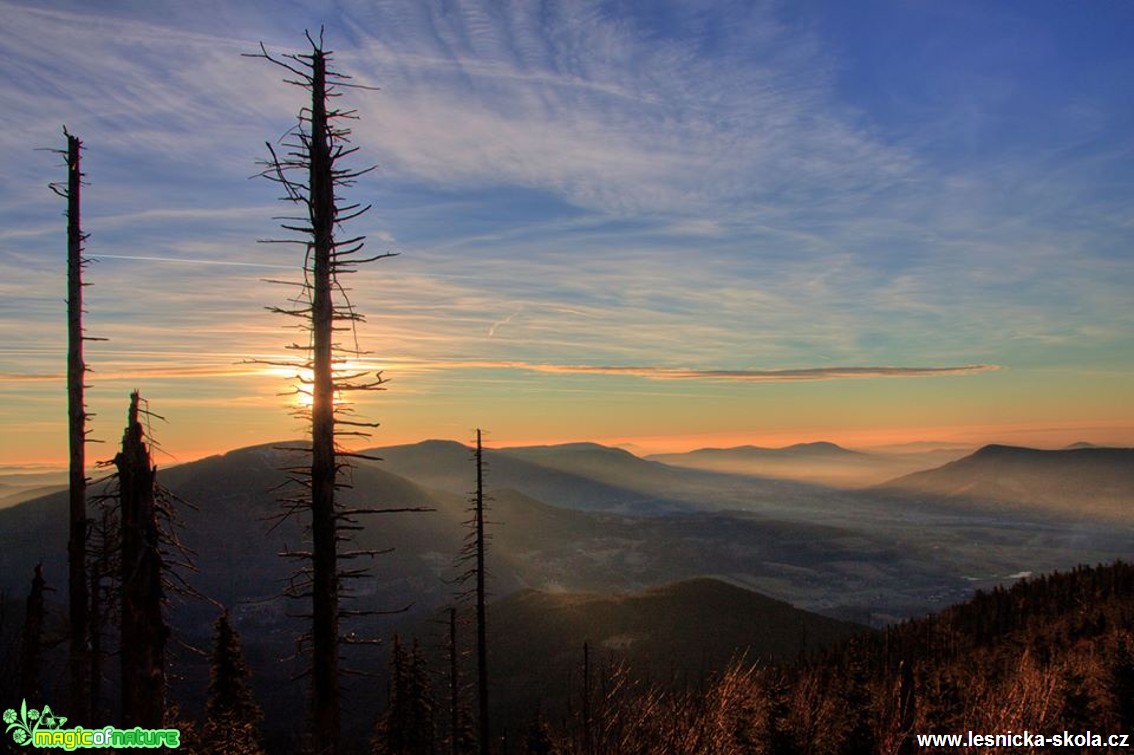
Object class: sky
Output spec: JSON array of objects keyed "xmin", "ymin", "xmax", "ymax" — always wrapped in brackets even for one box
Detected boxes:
[{"xmin": 1, "ymin": 0, "xmax": 1132, "ymax": 467}]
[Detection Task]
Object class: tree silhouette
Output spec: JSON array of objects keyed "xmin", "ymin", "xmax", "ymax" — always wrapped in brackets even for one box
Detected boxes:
[
  {"xmin": 114, "ymin": 391, "xmax": 167, "ymax": 728},
  {"xmin": 204, "ymin": 610, "xmax": 264, "ymax": 755},
  {"xmin": 446, "ymin": 607, "xmax": 476, "ymax": 755},
  {"xmin": 18, "ymin": 564, "xmax": 48, "ymax": 703},
  {"xmin": 249, "ymin": 30, "xmax": 401, "ymax": 753},
  {"xmin": 454, "ymin": 430, "xmax": 491, "ymax": 753},
  {"xmin": 372, "ymin": 636, "xmax": 435, "ymax": 755},
  {"xmin": 48, "ymin": 127, "xmax": 93, "ymax": 724}
]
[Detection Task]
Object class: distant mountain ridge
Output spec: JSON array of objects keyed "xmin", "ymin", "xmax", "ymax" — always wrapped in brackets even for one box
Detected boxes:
[
  {"xmin": 368, "ymin": 438, "xmax": 697, "ymax": 515},
  {"xmin": 3, "ymin": 438, "xmax": 1134, "ymax": 747},
  {"xmin": 646, "ymin": 440, "xmax": 960, "ymax": 488},
  {"xmin": 657, "ymin": 441, "xmax": 861, "ymax": 459},
  {"xmin": 879, "ymin": 444, "xmax": 1134, "ymax": 519}
]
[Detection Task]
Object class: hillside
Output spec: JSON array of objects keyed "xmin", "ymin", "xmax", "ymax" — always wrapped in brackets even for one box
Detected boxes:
[
  {"xmin": 496, "ymin": 561, "xmax": 1134, "ymax": 754},
  {"xmin": 3, "ymin": 438, "xmax": 1134, "ymax": 751},
  {"xmin": 371, "ymin": 438, "xmax": 868, "ymax": 519},
  {"xmin": 878, "ymin": 444, "xmax": 1134, "ymax": 520},
  {"xmin": 499, "ymin": 441, "xmax": 706, "ymax": 495},
  {"xmin": 486, "ymin": 576, "xmax": 864, "ymax": 690},
  {"xmin": 650, "ymin": 441, "xmax": 861, "ymax": 466},
  {"xmin": 369, "ymin": 439, "xmax": 697, "ymax": 515},
  {"xmin": 0, "ymin": 469, "xmax": 68, "ymax": 510},
  {"xmin": 415, "ymin": 577, "xmax": 866, "ymax": 740},
  {"xmin": 4, "ymin": 440, "xmax": 1131, "ymax": 638},
  {"xmin": 648, "ymin": 442, "xmax": 965, "ymax": 488}
]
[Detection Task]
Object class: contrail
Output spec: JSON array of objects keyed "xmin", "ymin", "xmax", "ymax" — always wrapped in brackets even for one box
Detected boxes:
[{"xmin": 91, "ymin": 253, "xmax": 289, "ymax": 270}]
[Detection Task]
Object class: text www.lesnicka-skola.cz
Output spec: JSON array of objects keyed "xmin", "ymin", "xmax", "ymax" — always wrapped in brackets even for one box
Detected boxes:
[{"xmin": 916, "ymin": 731, "xmax": 1130, "ymax": 748}]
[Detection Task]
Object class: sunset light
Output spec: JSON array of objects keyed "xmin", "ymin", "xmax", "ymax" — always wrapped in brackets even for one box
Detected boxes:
[
  {"xmin": 1, "ymin": 4, "xmax": 1133, "ymax": 752},
  {"xmin": 0, "ymin": 0, "xmax": 1130, "ymax": 469}
]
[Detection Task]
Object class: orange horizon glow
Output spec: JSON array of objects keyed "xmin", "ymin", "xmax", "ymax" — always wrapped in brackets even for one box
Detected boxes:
[{"xmin": 9, "ymin": 419, "xmax": 1133, "ymax": 473}]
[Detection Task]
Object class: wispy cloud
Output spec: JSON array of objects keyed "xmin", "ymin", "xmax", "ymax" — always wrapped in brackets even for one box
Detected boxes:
[
  {"xmin": 90, "ymin": 253, "xmax": 290, "ymax": 270},
  {"xmin": 339, "ymin": 0, "xmax": 918, "ymax": 216},
  {"xmin": 507, "ymin": 363, "xmax": 1001, "ymax": 382},
  {"xmin": 0, "ymin": 364, "xmax": 263, "ymax": 382},
  {"xmin": 1, "ymin": 0, "xmax": 1131, "ymax": 461},
  {"xmin": 400, "ymin": 359, "xmax": 1000, "ymax": 383}
]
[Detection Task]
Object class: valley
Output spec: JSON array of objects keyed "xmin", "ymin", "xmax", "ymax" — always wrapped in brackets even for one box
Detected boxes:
[{"xmin": 0, "ymin": 439, "xmax": 1130, "ymax": 746}]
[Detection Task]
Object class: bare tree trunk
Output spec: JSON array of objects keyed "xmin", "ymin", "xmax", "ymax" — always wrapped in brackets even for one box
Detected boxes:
[
  {"xmin": 116, "ymin": 392, "xmax": 166, "ymax": 728},
  {"xmin": 450, "ymin": 607, "xmax": 460, "ymax": 755},
  {"xmin": 308, "ymin": 46, "xmax": 341, "ymax": 753},
  {"xmin": 474, "ymin": 429, "xmax": 490, "ymax": 755},
  {"xmin": 64, "ymin": 131, "xmax": 91, "ymax": 724},
  {"xmin": 252, "ymin": 32, "xmax": 399, "ymax": 752}
]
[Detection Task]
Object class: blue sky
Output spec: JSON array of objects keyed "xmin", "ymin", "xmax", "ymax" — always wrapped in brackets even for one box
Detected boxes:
[{"xmin": 1, "ymin": 0, "xmax": 1132, "ymax": 464}]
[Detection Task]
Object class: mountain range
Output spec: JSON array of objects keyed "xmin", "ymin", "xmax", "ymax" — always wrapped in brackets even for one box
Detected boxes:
[
  {"xmin": 647, "ymin": 441, "xmax": 970, "ymax": 487},
  {"xmin": 2, "ymin": 441, "xmax": 1131, "ymax": 622},
  {"xmin": 878, "ymin": 443, "xmax": 1134, "ymax": 520},
  {"xmin": 0, "ymin": 439, "xmax": 1130, "ymax": 743}
]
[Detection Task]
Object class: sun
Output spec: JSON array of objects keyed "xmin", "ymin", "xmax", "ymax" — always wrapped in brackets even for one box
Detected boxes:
[{"xmin": 261, "ymin": 362, "xmax": 375, "ymax": 411}]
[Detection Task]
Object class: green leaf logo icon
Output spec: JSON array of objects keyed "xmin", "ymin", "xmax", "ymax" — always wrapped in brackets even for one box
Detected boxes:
[{"xmin": 4, "ymin": 700, "xmax": 42, "ymax": 747}]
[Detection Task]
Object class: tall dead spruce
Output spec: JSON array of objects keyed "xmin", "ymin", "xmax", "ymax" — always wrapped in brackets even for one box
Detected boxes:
[
  {"xmin": 455, "ymin": 430, "xmax": 491, "ymax": 754},
  {"xmin": 48, "ymin": 128, "xmax": 93, "ymax": 724},
  {"xmin": 250, "ymin": 31, "xmax": 398, "ymax": 754}
]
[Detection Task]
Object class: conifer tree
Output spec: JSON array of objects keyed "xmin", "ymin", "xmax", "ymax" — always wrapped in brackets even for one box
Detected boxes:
[
  {"xmin": 896, "ymin": 660, "xmax": 916, "ymax": 755},
  {"xmin": 203, "ymin": 610, "xmax": 264, "ymax": 755},
  {"xmin": 18, "ymin": 564, "xmax": 47, "ymax": 703},
  {"xmin": 522, "ymin": 708, "xmax": 552, "ymax": 755},
  {"xmin": 1110, "ymin": 630, "xmax": 1134, "ymax": 729},
  {"xmin": 761, "ymin": 669, "xmax": 795, "ymax": 755},
  {"xmin": 407, "ymin": 640, "xmax": 436, "ymax": 754},
  {"xmin": 372, "ymin": 636, "xmax": 435, "ymax": 755}
]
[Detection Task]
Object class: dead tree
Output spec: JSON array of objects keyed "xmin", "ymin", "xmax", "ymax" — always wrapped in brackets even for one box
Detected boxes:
[
  {"xmin": 455, "ymin": 430, "xmax": 492, "ymax": 754},
  {"xmin": 115, "ymin": 391, "xmax": 167, "ymax": 728},
  {"xmin": 249, "ymin": 30, "xmax": 406, "ymax": 753},
  {"xmin": 473, "ymin": 432, "xmax": 490, "ymax": 755},
  {"xmin": 446, "ymin": 606, "xmax": 476, "ymax": 755},
  {"xmin": 450, "ymin": 608, "xmax": 460, "ymax": 754},
  {"xmin": 49, "ymin": 128, "xmax": 93, "ymax": 723},
  {"xmin": 88, "ymin": 393, "xmax": 194, "ymax": 728}
]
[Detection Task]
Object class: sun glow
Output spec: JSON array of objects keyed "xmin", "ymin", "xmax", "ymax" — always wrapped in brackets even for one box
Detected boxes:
[{"xmin": 260, "ymin": 360, "xmax": 387, "ymax": 412}]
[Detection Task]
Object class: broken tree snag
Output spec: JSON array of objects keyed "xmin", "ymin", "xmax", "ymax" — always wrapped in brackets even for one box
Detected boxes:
[
  {"xmin": 115, "ymin": 391, "xmax": 166, "ymax": 729},
  {"xmin": 250, "ymin": 29, "xmax": 394, "ymax": 754},
  {"xmin": 88, "ymin": 508, "xmax": 114, "ymax": 721}
]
